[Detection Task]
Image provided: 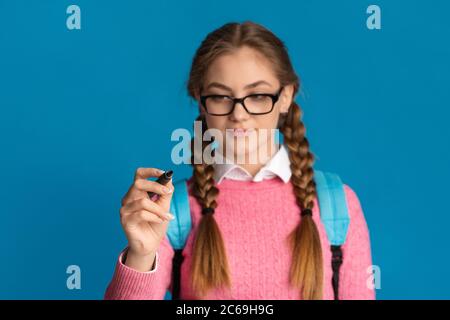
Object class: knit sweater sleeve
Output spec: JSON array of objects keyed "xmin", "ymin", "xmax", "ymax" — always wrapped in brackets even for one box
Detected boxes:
[
  {"xmin": 104, "ymin": 235, "xmax": 174, "ymax": 300},
  {"xmin": 338, "ymin": 184, "xmax": 376, "ymax": 300}
]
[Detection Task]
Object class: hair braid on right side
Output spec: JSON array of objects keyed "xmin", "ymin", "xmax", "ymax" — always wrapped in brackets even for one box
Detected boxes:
[{"xmin": 280, "ymin": 102, "xmax": 323, "ymax": 300}]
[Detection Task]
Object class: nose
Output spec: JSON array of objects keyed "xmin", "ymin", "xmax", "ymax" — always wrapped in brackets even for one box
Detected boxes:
[{"xmin": 230, "ymin": 101, "xmax": 250, "ymax": 122}]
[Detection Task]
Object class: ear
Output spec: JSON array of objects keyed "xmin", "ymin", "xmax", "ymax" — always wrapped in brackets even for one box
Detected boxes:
[{"xmin": 279, "ymin": 84, "xmax": 295, "ymax": 114}]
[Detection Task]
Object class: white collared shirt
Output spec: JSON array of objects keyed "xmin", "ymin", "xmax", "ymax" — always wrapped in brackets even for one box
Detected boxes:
[{"xmin": 213, "ymin": 144, "xmax": 292, "ymax": 184}]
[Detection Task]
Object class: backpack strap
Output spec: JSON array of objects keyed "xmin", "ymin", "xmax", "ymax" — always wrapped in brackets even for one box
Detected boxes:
[
  {"xmin": 167, "ymin": 179, "xmax": 192, "ymax": 249},
  {"xmin": 164, "ymin": 178, "xmax": 192, "ymax": 300},
  {"xmin": 313, "ymin": 169, "xmax": 351, "ymax": 300}
]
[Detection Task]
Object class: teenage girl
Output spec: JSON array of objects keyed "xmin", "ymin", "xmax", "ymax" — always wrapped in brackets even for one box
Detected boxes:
[{"xmin": 104, "ymin": 21, "xmax": 375, "ymax": 300}]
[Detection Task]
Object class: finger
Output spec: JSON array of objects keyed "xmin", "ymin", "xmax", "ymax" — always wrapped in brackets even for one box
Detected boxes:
[
  {"xmin": 133, "ymin": 178, "xmax": 174, "ymax": 196},
  {"xmin": 153, "ymin": 179, "xmax": 175, "ymax": 211},
  {"xmin": 121, "ymin": 168, "xmax": 168, "ymax": 206},
  {"xmin": 121, "ymin": 197, "xmax": 172, "ymax": 221},
  {"xmin": 134, "ymin": 167, "xmax": 165, "ymax": 181},
  {"xmin": 123, "ymin": 210, "xmax": 166, "ymax": 226}
]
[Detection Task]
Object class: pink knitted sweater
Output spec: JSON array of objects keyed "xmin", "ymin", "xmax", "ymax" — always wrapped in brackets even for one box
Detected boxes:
[{"xmin": 104, "ymin": 177, "xmax": 375, "ymax": 300}]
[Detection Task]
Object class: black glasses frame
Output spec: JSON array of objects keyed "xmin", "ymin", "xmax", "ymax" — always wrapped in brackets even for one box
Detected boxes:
[{"xmin": 200, "ymin": 86, "xmax": 284, "ymax": 116}]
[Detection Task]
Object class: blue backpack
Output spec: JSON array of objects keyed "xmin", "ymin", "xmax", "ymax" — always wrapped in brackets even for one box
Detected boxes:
[{"xmin": 163, "ymin": 169, "xmax": 350, "ymax": 300}]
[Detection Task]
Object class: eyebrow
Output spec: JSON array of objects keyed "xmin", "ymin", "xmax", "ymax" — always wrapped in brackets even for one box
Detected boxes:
[{"xmin": 205, "ymin": 80, "xmax": 273, "ymax": 92}]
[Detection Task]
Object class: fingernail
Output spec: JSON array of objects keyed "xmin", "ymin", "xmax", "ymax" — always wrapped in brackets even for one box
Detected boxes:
[
  {"xmin": 165, "ymin": 213, "xmax": 175, "ymax": 220},
  {"xmin": 163, "ymin": 187, "xmax": 173, "ymax": 194}
]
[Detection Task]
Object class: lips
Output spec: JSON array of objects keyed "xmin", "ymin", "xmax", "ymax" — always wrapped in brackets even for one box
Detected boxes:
[{"xmin": 227, "ymin": 128, "xmax": 255, "ymax": 137}]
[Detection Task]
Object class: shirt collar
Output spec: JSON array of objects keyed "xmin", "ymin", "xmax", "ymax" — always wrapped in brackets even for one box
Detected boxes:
[{"xmin": 213, "ymin": 144, "xmax": 292, "ymax": 184}]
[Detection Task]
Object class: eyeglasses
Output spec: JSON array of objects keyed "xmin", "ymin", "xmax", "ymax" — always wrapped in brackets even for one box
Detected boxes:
[{"xmin": 200, "ymin": 86, "xmax": 284, "ymax": 116}]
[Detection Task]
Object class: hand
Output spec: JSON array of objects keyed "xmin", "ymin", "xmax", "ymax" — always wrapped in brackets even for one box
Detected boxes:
[{"xmin": 120, "ymin": 167, "xmax": 175, "ymax": 259}]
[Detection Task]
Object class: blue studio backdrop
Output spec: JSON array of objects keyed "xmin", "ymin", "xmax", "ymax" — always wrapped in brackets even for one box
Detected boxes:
[{"xmin": 0, "ymin": 0, "xmax": 449, "ymax": 299}]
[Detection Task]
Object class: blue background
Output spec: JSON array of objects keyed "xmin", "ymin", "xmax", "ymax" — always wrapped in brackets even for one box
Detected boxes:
[{"xmin": 0, "ymin": 0, "xmax": 449, "ymax": 299}]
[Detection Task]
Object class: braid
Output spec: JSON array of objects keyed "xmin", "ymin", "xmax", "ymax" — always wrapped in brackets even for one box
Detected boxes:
[
  {"xmin": 280, "ymin": 101, "xmax": 324, "ymax": 300},
  {"xmin": 189, "ymin": 114, "xmax": 232, "ymax": 298},
  {"xmin": 182, "ymin": 19, "xmax": 329, "ymax": 300}
]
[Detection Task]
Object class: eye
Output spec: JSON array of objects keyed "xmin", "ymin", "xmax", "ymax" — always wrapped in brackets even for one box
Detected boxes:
[
  {"xmin": 248, "ymin": 94, "xmax": 267, "ymax": 101},
  {"xmin": 210, "ymin": 95, "xmax": 230, "ymax": 102}
]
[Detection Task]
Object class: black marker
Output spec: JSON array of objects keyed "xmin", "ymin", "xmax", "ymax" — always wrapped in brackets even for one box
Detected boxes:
[{"xmin": 147, "ymin": 170, "xmax": 173, "ymax": 199}]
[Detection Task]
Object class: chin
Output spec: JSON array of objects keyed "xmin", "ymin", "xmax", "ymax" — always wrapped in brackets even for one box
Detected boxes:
[{"xmin": 227, "ymin": 138, "xmax": 261, "ymax": 164}]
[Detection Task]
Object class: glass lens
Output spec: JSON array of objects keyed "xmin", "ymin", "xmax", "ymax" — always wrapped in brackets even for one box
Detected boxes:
[
  {"xmin": 206, "ymin": 96, "xmax": 234, "ymax": 114},
  {"xmin": 244, "ymin": 95, "xmax": 273, "ymax": 114},
  {"xmin": 205, "ymin": 94, "xmax": 273, "ymax": 115}
]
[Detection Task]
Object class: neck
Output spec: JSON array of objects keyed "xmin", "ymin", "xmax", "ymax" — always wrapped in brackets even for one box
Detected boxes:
[{"xmin": 238, "ymin": 162, "xmax": 268, "ymax": 177}]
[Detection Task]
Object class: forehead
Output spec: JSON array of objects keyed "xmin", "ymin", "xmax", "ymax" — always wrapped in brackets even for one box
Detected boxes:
[{"xmin": 204, "ymin": 46, "xmax": 279, "ymax": 92}]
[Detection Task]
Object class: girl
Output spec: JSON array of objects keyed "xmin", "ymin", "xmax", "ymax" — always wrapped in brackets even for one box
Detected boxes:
[{"xmin": 104, "ymin": 21, "xmax": 375, "ymax": 300}]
